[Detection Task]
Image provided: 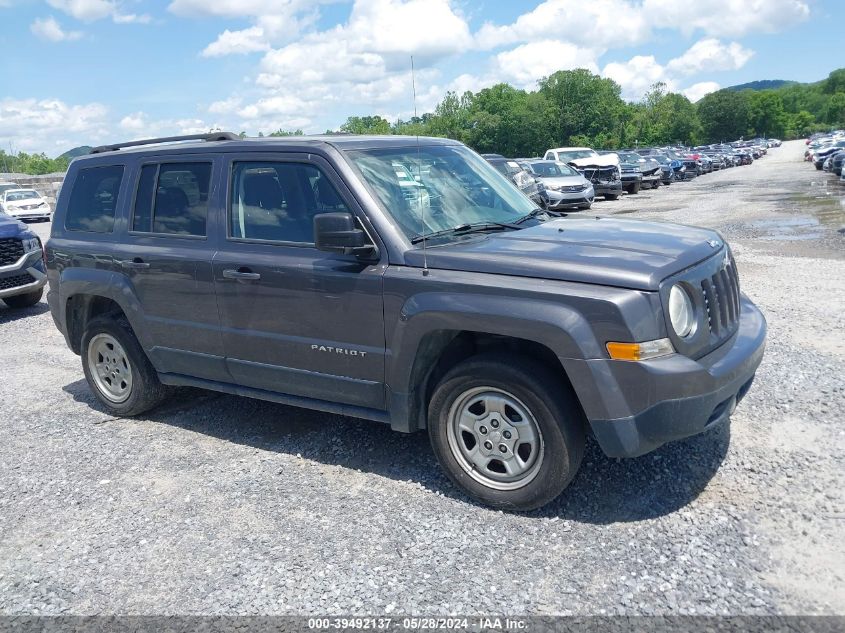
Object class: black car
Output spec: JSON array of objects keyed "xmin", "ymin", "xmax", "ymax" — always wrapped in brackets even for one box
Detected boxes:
[
  {"xmin": 44, "ymin": 132, "xmax": 767, "ymax": 510},
  {"xmin": 0, "ymin": 211, "xmax": 47, "ymax": 308}
]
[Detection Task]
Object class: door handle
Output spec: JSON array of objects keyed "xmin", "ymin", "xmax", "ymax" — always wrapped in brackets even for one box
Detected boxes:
[
  {"xmin": 223, "ymin": 268, "xmax": 261, "ymax": 281},
  {"xmin": 120, "ymin": 259, "xmax": 150, "ymax": 270}
]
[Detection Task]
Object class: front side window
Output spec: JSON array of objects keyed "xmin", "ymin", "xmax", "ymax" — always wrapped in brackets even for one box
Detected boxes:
[
  {"xmin": 348, "ymin": 144, "xmax": 536, "ymax": 242},
  {"xmin": 230, "ymin": 162, "xmax": 349, "ymax": 243},
  {"xmin": 66, "ymin": 165, "xmax": 124, "ymax": 233},
  {"xmin": 132, "ymin": 162, "xmax": 211, "ymax": 236}
]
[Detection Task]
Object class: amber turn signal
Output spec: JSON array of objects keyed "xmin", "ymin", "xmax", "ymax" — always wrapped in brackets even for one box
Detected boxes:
[{"xmin": 606, "ymin": 338, "xmax": 674, "ymax": 361}]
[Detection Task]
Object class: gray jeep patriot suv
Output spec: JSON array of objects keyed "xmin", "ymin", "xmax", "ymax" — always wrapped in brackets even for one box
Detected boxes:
[{"xmin": 46, "ymin": 133, "xmax": 766, "ymax": 510}]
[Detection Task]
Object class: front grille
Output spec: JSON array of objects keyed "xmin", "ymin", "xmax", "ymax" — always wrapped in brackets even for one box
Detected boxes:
[
  {"xmin": 0, "ymin": 238, "xmax": 25, "ymax": 267},
  {"xmin": 0, "ymin": 273, "xmax": 34, "ymax": 291},
  {"xmin": 662, "ymin": 250, "xmax": 742, "ymax": 359},
  {"xmin": 700, "ymin": 257, "xmax": 741, "ymax": 337}
]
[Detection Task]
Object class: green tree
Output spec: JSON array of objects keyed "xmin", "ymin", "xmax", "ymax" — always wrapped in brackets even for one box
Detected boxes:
[
  {"xmin": 697, "ymin": 90, "xmax": 750, "ymax": 142},
  {"xmin": 538, "ymin": 69, "xmax": 627, "ymax": 148},
  {"xmin": 747, "ymin": 90, "xmax": 787, "ymax": 137},
  {"xmin": 267, "ymin": 128, "xmax": 304, "ymax": 136},
  {"xmin": 339, "ymin": 116, "xmax": 391, "ymax": 135},
  {"xmin": 462, "ymin": 84, "xmax": 554, "ymax": 156},
  {"xmin": 785, "ymin": 110, "xmax": 816, "ymax": 138},
  {"xmin": 825, "ymin": 92, "xmax": 845, "ymax": 127}
]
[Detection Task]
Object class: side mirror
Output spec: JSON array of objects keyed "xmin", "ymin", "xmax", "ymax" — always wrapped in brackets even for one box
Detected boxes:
[{"xmin": 314, "ymin": 212, "xmax": 374, "ymax": 256}]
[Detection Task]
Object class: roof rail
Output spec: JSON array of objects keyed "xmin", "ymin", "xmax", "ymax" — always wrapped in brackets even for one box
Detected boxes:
[{"xmin": 89, "ymin": 132, "xmax": 240, "ymax": 154}]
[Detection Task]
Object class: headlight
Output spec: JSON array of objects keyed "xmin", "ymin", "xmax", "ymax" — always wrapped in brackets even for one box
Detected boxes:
[
  {"xmin": 668, "ymin": 284, "xmax": 696, "ymax": 338},
  {"xmin": 22, "ymin": 236, "xmax": 41, "ymax": 253}
]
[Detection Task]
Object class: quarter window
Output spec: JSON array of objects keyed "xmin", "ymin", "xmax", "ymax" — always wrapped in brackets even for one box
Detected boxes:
[
  {"xmin": 65, "ymin": 165, "xmax": 124, "ymax": 233},
  {"xmin": 230, "ymin": 162, "xmax": 349, "ymax": 243},
  {"xmin": 132, "ymin": 162, "xmax": 212, "ymax": 236}
]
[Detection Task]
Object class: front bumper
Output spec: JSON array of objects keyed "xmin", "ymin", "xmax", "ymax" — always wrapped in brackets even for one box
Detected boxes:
[
  {"xmin": 0, "ymin": 249, "xmax": 47, "ymax": 299},
  {"xmin": 593, "ymin": 181, "xmax": 622, "ymax": 195},
  {"xmin": 563, "ymin": 294, "xmax": 766, "ymax": 458},
  {"xmin": 5, "ymin": 207, "xmax": 51, "ymax": 220},
  {"xmin": 545, "ymin": 185, "xmax": 595, "ymax": 208}
]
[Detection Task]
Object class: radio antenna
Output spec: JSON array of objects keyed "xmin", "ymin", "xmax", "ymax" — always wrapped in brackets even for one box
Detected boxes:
[{"xmin": 411, "ymin": 56, "xmax": 429, "ymax": 276}]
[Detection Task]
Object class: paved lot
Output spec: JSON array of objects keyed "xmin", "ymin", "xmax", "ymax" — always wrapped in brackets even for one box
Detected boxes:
[{"xmin": 1, "ymin": 140, "xmax": 843, "ymax": 615}]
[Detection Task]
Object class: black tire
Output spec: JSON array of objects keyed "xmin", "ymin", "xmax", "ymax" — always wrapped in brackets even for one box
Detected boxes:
[
  {"xmin": 625, "ymin": 183, "xmax": 640, "ymax": 195},
  {"xmin": 603, "ymin": 193, "xmax": 618, "ymax": 201},
  {"xmin": 2, "ymin": 286, "xmax": 43, "ymax": 308},
  {"xmin": 81, "ymin": 315, "xmax": 170, "ymax": 416},
  {"xmin": 427, "ymin": 353, "xmax": 585, "ymax": 511}
]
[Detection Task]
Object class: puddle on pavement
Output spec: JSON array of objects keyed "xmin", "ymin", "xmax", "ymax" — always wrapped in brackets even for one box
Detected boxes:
[{"xmin": 745, "ymin": 180, "xmax": 844, "ymax": 240}]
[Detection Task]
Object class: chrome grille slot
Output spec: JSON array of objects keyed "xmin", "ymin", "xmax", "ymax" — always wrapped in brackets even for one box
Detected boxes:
[{"xmin": 701, "ymin": 255, "xmax": 740, "ymax": 338}]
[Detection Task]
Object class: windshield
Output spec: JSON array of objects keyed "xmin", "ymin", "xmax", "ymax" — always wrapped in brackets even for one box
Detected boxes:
[
  {"xmin": 556, "ymin": 150, "xmax": 596, "ymax": 161},
  {"xmin": 618, "ymin": 153, "xmax": 641, "ymax": 162},
  {"xmin": 348, "ymin": 144, "xmax": 536, "ymax": 242},
  {"xmin": 529, "ymin": 161, "xmax": 578, "ymax": 177},
  {"xmin": 5, "ymin": 190, "xmax": 39, "ymax": 201}
]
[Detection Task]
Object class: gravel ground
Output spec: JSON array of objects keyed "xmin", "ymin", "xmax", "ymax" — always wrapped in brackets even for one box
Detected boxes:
[{"xmin": 0, "ymin": 140, "xmax": 843, "ymax": 616}]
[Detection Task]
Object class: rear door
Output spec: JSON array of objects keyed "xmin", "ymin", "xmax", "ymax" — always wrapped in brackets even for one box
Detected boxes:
[
  {"xmin": 211, "ymin": 152, "xmax": 386, "ymax": 409},
  {"xmin": 114, "ymin": 155, "xmax": 227, "ymax": 381}
]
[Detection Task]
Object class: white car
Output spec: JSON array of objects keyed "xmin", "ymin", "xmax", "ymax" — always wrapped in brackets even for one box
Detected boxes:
[{"xmin": 0, "ymin": 188, "xmax": 52, "ymax": 221}]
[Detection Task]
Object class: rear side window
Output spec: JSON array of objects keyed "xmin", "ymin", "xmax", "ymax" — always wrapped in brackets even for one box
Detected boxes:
[
  {"xmin": 230, "ymin": 161, "xmax": 349, "ymax": 243},
  {"xmin": 65, "ymin": 165, "xmax": 124, "ymax": 233},
  {"xmin": 132, "ymin": 162, "xmax": 212, "ymax": 236}
]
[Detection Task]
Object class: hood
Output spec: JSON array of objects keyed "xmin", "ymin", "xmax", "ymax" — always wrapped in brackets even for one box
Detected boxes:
[
  {"xmin": 0, "ymin": 213, "xmax": 31, "ymax": 237},
  {"xmin": 568, "ymin": 153, "xmax": 619, "ymax": 168},
  {"xmin": 404, "ymin": 217, "xmax": 724, "ymax": 291},
  {"xmin": 536, "ymin": 175, "xmax": 589, "ymax": 187}
]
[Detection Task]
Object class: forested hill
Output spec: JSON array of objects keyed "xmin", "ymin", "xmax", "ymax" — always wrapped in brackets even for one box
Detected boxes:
[{"xmin": 725, "ymin": 80, "xmax": 796, "ymax": 92}]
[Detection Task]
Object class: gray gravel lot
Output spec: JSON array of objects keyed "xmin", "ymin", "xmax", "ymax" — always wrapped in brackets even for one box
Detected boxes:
[{"xmin": 0, "ymin": 140, "xmax": 843, "ymax": 616}]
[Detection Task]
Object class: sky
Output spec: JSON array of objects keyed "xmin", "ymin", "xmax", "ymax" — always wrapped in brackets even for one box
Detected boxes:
[{"xmin": 0, "ymin": 0, "xmax": 841, "ymax": 156}]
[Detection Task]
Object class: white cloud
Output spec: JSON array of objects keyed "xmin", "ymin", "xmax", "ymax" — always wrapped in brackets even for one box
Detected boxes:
[
  {"xmin": 119, "ymin": 112, "xmax": 147, "ymax": 131},
  {"xmin": 603, "ymin": 55, "xmax": 673, "ymax": 100},
  {"xmin": 682, "ymin": 81, "xmax": 721, "ymax": 102},
  {"xmin": 666, "ymin": 38, "xmax": 754, "ymax": 76},
  {"xmin": 0, "ymin": 98, "xmax": 109, "ymax": 153},
  {"xmin": 494, "ymin": 41, "xmax": 599, "ymax": 89},
  {"xmin": 645, "ymin": 0, "xmax": 810, "ymax": 38},
  {"xmin": 202, "ymin": 26, "xmax": 270, "ymax": 57},
  {"xmin": 46, "ymin": 0, "xmax": 151, "ymax": 24},
  {"xmin": 475, "ymin": 0, "xmax": 650, "ymax": 52},
  {"xmin": 30, "ymin": 15, "xmax": 83, "ymax": 41}
]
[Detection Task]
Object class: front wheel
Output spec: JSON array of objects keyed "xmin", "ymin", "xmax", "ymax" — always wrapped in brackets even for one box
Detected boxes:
[
  {"xmin": 603, "ymin": 193, "xmax": 618, "ymax": 201},
  {"xmin": 428, "ymin": 354, "xmax": 585, "ymax": 511}
]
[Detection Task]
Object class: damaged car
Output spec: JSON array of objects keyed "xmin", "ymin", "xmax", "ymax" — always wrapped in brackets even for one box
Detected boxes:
[{"xmin": 543, "ymin": 147, "xmax": 622, "ymax": 200}]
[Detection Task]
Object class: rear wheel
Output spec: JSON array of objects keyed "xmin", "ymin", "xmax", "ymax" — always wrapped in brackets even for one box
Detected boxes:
[
  {"xmin": 428, "ymin": 354, "xmax": 585, "ymax": 511},
  {"xmin": 81, "ymin": 315, "xmax": 170, "ymax": 416},
  {"xmin": 3, "ymin": 287, "xmax": 43, "ymax": 308}
]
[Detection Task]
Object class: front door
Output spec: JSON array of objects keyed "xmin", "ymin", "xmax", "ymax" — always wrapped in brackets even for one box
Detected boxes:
[{"xmin": 212, "ymin": 153, "xmax": 386, "ymax": 409}]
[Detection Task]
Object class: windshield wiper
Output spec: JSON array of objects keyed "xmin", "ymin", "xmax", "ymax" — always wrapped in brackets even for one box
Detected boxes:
[
  {"xmin": 410, "ymin": 221, "xmax": 520, "ymax": 244},
  {"xmin": 515, "ymin": 208, "xmax": 552, "ymax": 224}
]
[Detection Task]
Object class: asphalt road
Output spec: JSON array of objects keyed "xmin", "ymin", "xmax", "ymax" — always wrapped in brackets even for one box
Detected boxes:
[{"xmin": 1, "ymin": 140, "xmax": 843, "ymax": 616}]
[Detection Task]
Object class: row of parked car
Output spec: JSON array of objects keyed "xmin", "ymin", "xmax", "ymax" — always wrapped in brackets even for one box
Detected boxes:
[
  {"xmin": 484, "ymin": 138, "xmax": 779, "ymax": 211},
  {"xmin": 804, "ymin": 130, "xmax": 845, "ymax": 184}
]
